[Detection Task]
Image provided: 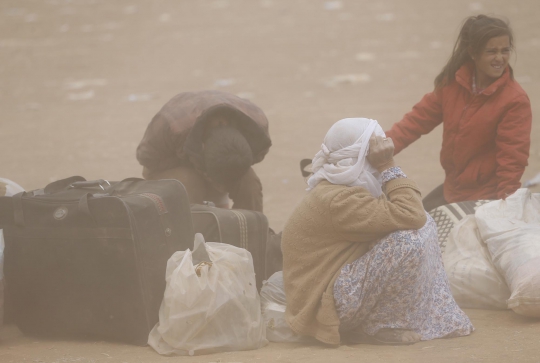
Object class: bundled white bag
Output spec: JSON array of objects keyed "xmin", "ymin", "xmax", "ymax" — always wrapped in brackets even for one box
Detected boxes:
[
  {"xmin": 476, "ymin": 188, "xmax": 540, "ymax": 317},
  {"xmin": 260, "ymin": 271, "xmax": 310, "ymax": 343},
  {"xmin": 148, "ymin": 234, "xmax": 267, "ymax": 356},
  {"xmin": 443, "ymin": 215, "xmax": 510, "ymax": 309},
  {"xmin": 0, "ymin": 177, "xmax": 24, "ymax": 326},
  {"xmin": 0, "ymin": 230, "xmax": 4, "ymax": 326}
]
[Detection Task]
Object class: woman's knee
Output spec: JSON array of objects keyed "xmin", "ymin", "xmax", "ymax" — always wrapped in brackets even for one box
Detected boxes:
[{"xmin": 387, "ymin": 229, "xmax": 427, "ymax": 256}]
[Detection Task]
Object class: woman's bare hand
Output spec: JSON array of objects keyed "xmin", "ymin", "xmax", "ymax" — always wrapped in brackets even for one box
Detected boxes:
[{"xmin": 367, "ymin": 135, "xmax": 395, "ymax": 172}]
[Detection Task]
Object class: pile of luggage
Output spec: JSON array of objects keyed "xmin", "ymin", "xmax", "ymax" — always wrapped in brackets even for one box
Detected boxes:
[{"xmin": 0, "ymin": 176, "xmax": 284, "ymax": 355}]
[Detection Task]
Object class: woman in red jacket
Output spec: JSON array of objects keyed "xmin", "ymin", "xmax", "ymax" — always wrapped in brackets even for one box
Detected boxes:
[{"xmin": 386, "ymin": 15, "xmax": 532, "ymax": 211}]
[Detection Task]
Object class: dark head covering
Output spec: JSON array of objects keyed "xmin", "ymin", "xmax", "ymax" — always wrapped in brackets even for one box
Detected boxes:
[{"xmin": 136, "ymin": 90, "xmax": 271, "ymax": 173}]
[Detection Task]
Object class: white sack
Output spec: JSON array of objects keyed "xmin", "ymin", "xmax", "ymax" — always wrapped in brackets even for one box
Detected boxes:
[
  {"xmin": 260, "ymin": 271, "xmax": 310, "ymax": 343},
  {"xmin": 148, "ymin": 234, "xmax": 267, "ymax": 355},
  {"xmin": 0, "ymin": 178, "xmax": 24, "ymax": 283},
  {"xmin": 443, "ymin": 215, "xmax": 510, "ymax": 309},
  {"xmin": 476, "ymin": 189, "xmax": 540, "ymax": 317}
]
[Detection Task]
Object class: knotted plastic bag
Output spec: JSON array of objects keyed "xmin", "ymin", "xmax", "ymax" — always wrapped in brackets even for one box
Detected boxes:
[{"xmin": 148, "ymin": 234, "xmax": 267, "ymax": 355}]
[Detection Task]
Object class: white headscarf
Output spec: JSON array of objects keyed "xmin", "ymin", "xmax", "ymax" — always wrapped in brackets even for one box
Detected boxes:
[{"xmin": 307, "ymin": 118, "xmax": 386, "ymax": 197}]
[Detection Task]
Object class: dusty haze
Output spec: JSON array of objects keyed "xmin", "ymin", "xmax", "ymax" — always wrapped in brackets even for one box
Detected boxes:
[{"xmin": 1, "ymin": 0, "xmax": 539, "ymax": 362}]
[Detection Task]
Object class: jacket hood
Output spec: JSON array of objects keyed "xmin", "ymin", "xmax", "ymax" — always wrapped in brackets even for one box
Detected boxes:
[
  {"xmin": 137, "ymin": 90, "xmax": 271, "ymax": 172},
  {"xmin": 182, "ymin": 93, "xmax": 271, "ymax": 170},
  {"xmin": 455, "ymin": 61, "xmax": 512, "ymax": 96}
]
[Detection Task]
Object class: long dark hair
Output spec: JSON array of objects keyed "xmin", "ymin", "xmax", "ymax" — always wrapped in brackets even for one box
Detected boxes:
[{"xmin": 434, "ymin": 15, "xmax": 514, "ymax": 89}]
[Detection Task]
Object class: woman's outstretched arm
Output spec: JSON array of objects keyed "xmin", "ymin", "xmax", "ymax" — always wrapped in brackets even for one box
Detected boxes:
[{"xmin": 386, "ymin": 90, "xmax": 443, "ymax": 155}]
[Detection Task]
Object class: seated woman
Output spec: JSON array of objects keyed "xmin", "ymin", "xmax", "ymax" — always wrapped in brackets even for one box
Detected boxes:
[{"xmin": 282, "ymin": 118, "xmax": 474, "ymax": 345}]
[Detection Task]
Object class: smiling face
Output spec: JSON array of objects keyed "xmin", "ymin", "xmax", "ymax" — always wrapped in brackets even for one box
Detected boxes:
[{"xmin": 471, "ymin": 35, "xmax": 511, "ymax": 89}]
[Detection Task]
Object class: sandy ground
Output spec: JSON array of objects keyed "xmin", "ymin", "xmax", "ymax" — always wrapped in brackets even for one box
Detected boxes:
[{"xmin": 1, "ymin": 0, "xmax": 540, "ymax": 362}]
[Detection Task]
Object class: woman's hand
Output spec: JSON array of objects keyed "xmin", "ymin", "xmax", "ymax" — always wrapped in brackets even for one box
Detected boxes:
[{"xmin": 367, "ymin": 135, "xmax": 395, "ymax": 172}]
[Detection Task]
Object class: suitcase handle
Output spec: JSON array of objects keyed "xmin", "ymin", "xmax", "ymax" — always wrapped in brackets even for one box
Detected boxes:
[
  {"xmin": 101, "ymin": 177, "xmax": 144, "ymax": 196},
  {"xmin": 69, "ymin": 179, "xmax": 111, "ymax": 191},
  {"xmin": 69, "ymin": 178, "xmax": 143, "ymax": 194},
  {"xmin": 44, "ymin": 176, "xmax": 86, "ymax": 194},
  {"xmin": 75, "ymin": 177, "xmax": 144, "ymax": 223}
]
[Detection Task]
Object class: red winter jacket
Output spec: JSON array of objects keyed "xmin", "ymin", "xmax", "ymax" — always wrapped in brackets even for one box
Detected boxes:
[{"xmin": 386, "ymin": 62, "xmax": 532, "ymax": 202}]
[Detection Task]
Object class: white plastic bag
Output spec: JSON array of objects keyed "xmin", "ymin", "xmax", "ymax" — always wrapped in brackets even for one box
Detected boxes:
[
  {"xmin": 0, "ymin": 178, "xmax": 22, "ymax": 284},
  {"xmin": 476, "ymin": 189, "xmax": 540, "ymax": 317},
  {"xmin": 442, "ymin": 215, "xmax": 510, "ymax": 309},
  {"xmin": 0, "ymin": 230, "xmax": 4, "ymax": 283},
  {"xmin": 0, "ymin": 229, "xmax": 4, "ymax": 326},
  {"xmin": 260, "ymin": 271, "xmax": 310, "ymax": 343},
  {"xmin": 148, "ymin": 234, "xmax": 267, "ymax": 355},
  {"xmin": 0, "ymin": 177, "xmax": 23, "ymax": 326}
]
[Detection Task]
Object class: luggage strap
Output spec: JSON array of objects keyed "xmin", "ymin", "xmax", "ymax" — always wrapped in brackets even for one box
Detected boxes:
[
  {"xmin": 4, "ymin": 226, "xmax": 133, "ymax": 239},
  {"xmin": 230, "ymin": 210, "xmax": 249, "ymax": 250}
]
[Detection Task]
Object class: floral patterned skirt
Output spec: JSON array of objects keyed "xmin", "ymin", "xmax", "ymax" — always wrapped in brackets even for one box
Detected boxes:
[{"xmin": 333, "ymin": 213, "xmax": 474, "ymax": 340}]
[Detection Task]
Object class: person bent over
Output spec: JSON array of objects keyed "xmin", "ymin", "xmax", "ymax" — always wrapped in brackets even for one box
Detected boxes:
[{"xmin": 136, "ymin": 90, "xmax": 271, "ymax": 212}]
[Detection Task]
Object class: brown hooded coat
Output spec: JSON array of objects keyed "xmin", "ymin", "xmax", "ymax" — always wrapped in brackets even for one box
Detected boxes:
[{"xmin": 136, "ymin": 90, "xmax": 272, "ymax": 174}]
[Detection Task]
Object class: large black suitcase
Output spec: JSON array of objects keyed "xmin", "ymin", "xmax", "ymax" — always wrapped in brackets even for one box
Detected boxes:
[
  {"xmin": 0, "ymin": 176, "xmax": 194, "ymax": 345},
  {"xmin": 190, "ymin": 204, "xmax": 268, "ymax": 289}
]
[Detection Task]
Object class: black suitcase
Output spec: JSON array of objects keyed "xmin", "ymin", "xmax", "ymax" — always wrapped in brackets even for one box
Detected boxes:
[
  {"xmin": 0, "ymin": 176, "xmax": 193, "ymax": 345},
  {"xmin": 190, "ymin": 204, "xmax": 268, "ymax": 289}
]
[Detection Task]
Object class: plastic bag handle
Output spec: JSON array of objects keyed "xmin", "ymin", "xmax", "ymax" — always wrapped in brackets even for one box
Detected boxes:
[{"xmin": 192, "ymin": 233, "xmax": 212, "ymax": 265}]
